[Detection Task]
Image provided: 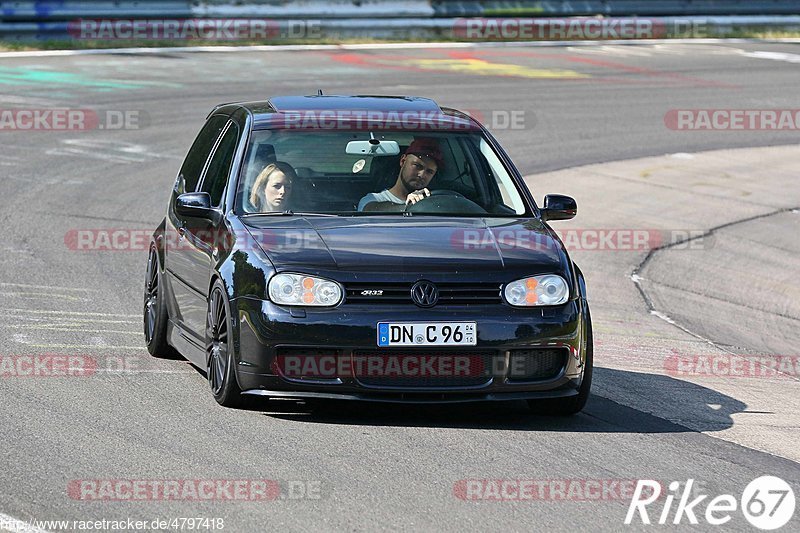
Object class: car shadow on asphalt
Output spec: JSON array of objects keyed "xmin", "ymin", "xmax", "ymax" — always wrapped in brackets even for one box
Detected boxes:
[{"xmin": 249, "ymin": 368, "xmax": 748, "ymax": 433}]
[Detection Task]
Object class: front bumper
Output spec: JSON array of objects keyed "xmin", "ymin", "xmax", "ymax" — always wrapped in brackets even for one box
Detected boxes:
[{"xmin": 233, "ymin": 297, "xmax": 588, "ymax": 403}]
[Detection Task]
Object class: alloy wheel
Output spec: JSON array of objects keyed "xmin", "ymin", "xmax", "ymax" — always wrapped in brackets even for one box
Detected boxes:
[
  {"xmin": 143, "ymin": 250, "xmax": 159, "ymax": 344},
  {"xmin": 206, "ymin": 288, "xmax": 229, "ymax": 395}
]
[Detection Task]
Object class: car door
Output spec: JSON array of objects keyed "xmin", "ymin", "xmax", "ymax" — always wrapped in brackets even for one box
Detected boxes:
[
  {"xmin": 182, "ymin": 119, "xmax": 241, "ymax": 294},
  {"xmin": 165, "ymin": 115, "xmax": 228, "ymax": 346},
  {"xmin": 171, "ymin": 119, "xmax": 242, "ymax": 343}
]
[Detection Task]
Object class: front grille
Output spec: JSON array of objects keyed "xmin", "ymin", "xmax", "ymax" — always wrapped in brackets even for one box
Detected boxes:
[
  {"xmin": 507, "ymin": 348, "xmax": 567, "ymax": 382},
  {"xmin": 344, "ymin": 282, "xmax": 503, "ymax": 305},
  {"xmin": 352, "ymin": 350, "xmax": 498, "ymax": 389}
]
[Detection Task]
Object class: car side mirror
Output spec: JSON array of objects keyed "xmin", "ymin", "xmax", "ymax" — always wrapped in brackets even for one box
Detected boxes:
[
  {"xmin": 175, "ymin": 192, "xmax": 219, "ymax": 222},
  {"xmin": 541, "ymin": 194, "xmax": 577, "ymax": 221}
]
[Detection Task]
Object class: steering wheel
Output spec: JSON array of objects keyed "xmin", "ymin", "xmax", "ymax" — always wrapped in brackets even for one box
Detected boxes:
[{"xmin": 404, "ymin": 190, "xmax": 487, "ymax": 215}]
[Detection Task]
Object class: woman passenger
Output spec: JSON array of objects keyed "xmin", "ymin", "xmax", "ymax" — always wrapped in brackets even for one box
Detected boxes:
[{"xmin": 249, "ymin": 162, "xmax": 296, "ymax": 212}]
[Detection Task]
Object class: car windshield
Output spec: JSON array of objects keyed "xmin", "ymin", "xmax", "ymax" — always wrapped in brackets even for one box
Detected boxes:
[{"xmin": 236, "ymin": 130, "xmax": 529, "ymax": 216}]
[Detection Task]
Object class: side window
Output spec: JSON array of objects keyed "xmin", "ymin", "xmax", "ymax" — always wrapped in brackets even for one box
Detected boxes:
[
  {"xmin": 177, "ymin": 115, "xmax": 228, "ymax": 193},
  {"xmin": 201, "ymin": 121, "xmax": 240, "ymax": 207}
]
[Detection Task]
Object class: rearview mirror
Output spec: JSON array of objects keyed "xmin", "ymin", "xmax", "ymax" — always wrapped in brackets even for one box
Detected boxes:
[
  {"xmin": 541, "ymin": 194, "xmax": 577, "ymax": 221},
  {"xmin": 346, "ymin": 139, "xmax": 400, "ymax": 156}
]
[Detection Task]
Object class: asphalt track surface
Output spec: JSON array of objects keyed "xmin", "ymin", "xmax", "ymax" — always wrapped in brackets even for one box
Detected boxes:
[{"xmin": 1, "ymin": 42, "xmax": 799, "ymax": 532}]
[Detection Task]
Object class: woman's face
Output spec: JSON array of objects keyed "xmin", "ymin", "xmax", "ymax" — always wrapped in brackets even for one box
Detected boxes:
[{"xmin": 263, "ymin": 171, "xmax": 292, "ymax": 211}]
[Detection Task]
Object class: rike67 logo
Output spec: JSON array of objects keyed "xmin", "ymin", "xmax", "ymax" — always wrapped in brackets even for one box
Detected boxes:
[{"xmin": 626, "ymin": 477, "xmax": 795, "ymax": 530}]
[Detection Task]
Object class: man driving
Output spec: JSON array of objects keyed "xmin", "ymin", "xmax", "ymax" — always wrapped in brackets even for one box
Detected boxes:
[{"xmin": 358, "ymin": 138, "xmax": 444, "ymax": 212}]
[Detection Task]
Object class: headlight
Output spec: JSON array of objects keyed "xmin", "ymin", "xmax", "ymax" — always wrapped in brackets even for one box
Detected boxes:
[
  {"xmin": 268, "ymin": 273, "xmax": 343, "ymax": 307},
  {"xmin": 504, "ymin": 274, "xmax": 569, "ymax": 306}
]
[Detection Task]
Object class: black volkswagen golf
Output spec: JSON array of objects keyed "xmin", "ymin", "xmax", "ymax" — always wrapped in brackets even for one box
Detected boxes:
[{"xmin": 144, "ymin": 95, "xmax": 592, "ymax": 415}]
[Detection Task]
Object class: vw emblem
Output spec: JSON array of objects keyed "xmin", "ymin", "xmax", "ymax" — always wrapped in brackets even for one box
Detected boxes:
[{"xmin": 411, "ymin": 280, "xmax": 439, "ymax": 308}]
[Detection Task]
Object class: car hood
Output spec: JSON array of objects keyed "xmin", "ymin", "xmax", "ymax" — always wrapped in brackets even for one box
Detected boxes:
[{"xmin": 242, "ymin": 216, "xmax": 565, "ymax": 274}]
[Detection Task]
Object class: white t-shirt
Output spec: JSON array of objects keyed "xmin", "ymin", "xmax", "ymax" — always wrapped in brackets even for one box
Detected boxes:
[{"xmin": 357, "ymin": 189, "xmax": 405, "ymax": 211}]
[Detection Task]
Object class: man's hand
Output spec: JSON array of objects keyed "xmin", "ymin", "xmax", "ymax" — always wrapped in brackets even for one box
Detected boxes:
[{"xmin": 406, "ymin": 188, "xmax": 431, "ymax": 205}]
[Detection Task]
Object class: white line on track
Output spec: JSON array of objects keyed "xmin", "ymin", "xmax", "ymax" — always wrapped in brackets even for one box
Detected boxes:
[
  {"xmin": 4, "ymin": 309, "xmax": 139, "ymax": 318},
  {"xmin": 0, "ymin": 282, "xmax": 97, "ymax": 292},
  {"xmin": 3, "ymin": 325, "xmax": 140, "ymax": 335},
  {"xmin": 0, "ymin": 316, "xmax": 137, "ymax": 325},
  {"xmin": 0, "ymin": 293, "xmax": 88, "ymax": 302},
  {"xmin": 45, "ymin": 147, "xmax": 151, "ymax": 164},
  {"xmin": 22, "ymin": 344, "xmax": 147, "ymax": 350},
  {"xmin": 740, "ymin": 50, "xmax": 800, "ymax": 63},
  {"xmin": 93, "ymin": 369, "xmax": 194, "ymax": 374}
]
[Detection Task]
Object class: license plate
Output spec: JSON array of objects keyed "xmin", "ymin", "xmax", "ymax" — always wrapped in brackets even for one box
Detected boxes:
[{"xmin": 377, "ymin": 322, "xmax": 477, "ymax": 347}]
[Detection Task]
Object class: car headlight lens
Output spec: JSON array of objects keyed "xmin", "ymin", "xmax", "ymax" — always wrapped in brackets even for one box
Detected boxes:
[
  {"xmin": 504, "ymin": 274, "xmax": 569, "ymax": 306},
  {"xmin": 268, "ymin": 274, "xmax": 343, "ymax": 307}
]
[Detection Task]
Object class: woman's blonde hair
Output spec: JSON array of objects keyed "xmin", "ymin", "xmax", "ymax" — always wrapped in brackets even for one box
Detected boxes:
[{"xmin": 249, "ymin": 161, "xmax": 297, "ymax": 211}]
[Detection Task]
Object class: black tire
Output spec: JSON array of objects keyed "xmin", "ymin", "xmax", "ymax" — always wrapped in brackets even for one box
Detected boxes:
[
  {"xmin": 144, "ymin": 245, "xmax": 177, "ymax": 358},
  {"xmin": 206, "ymin": 280, "xmax": 243, "ymax": 408},
  {"xmin": 528, "ymin": 308, "xmax": 593, "ymax": 416}
]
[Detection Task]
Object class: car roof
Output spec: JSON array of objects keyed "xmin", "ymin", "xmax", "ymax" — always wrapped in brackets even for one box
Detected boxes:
[
  {"xmin": 269, "ymin": 95, "xmax": 443, "ymax": 113},
  {"xmin": 209, "ymin": 95, "xmax": 479, "ymax": 131}
]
